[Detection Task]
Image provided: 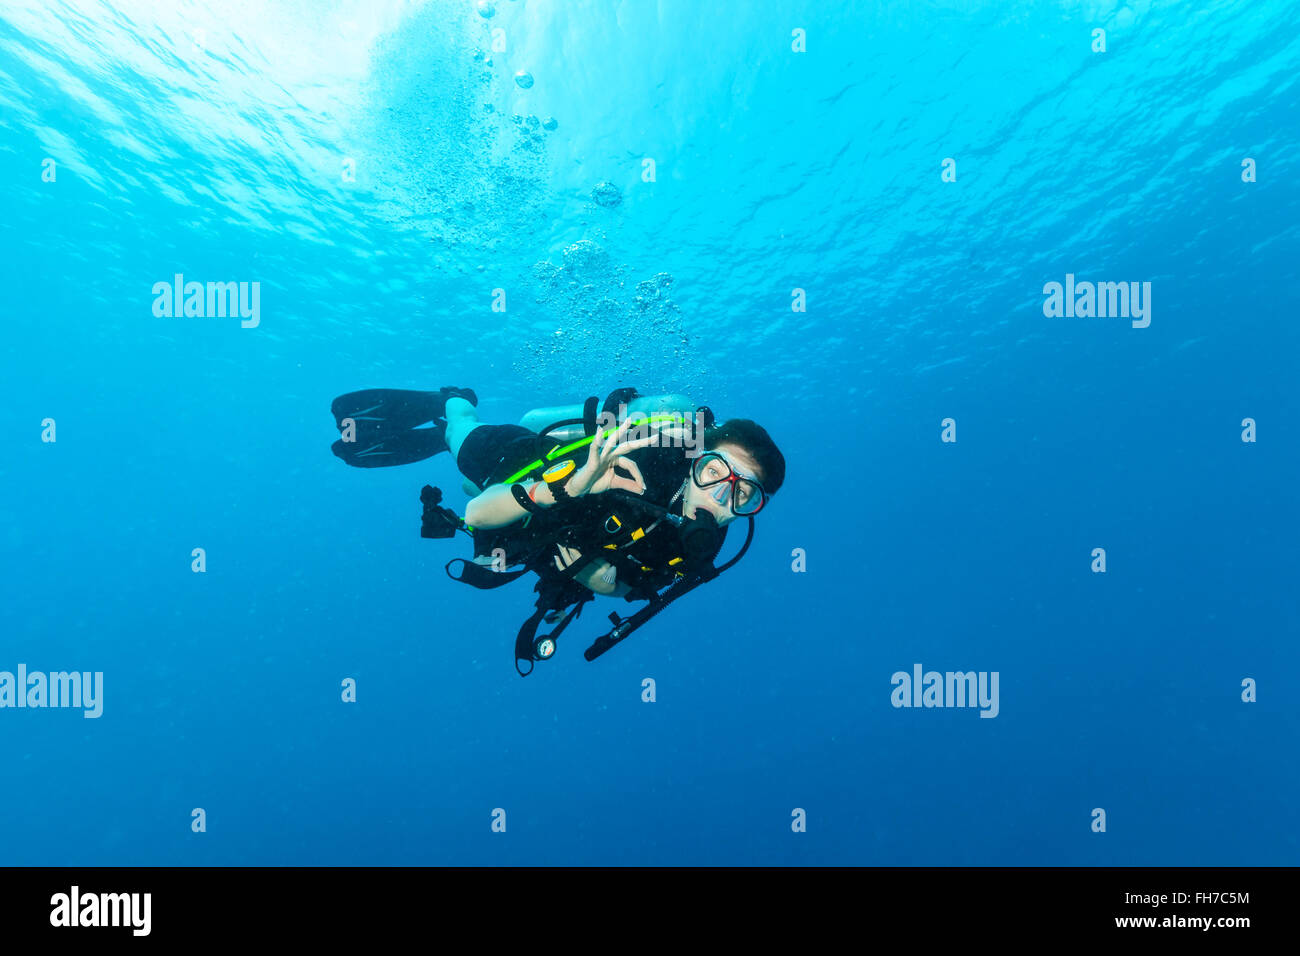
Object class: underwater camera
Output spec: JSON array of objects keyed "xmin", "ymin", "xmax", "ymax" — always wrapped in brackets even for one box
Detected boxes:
[{"xmin": 419, "ymin": 485, "xmax": 463, "ymax": 539}]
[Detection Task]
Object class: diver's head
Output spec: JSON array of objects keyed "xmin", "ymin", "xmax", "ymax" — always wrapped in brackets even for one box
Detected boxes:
[{"xmin": 681, "ymin": 418, "xmax": 786, "ymax": 526}]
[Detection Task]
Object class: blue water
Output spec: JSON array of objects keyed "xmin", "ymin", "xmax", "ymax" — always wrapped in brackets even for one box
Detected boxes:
[{"xmin": 2, "ymin": 0, "xmax": 1297, "ymax": 866}]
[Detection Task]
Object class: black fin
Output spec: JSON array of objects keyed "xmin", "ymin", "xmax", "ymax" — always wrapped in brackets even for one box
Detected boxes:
[{"xmin": 330, "ymin": 387, "xmax": 478, "ymax": 468}]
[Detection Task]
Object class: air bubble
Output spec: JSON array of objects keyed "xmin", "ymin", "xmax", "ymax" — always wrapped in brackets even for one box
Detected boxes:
[{"xmin": 591, "ymin": 182, "xmax": 622, "ymax": 207}]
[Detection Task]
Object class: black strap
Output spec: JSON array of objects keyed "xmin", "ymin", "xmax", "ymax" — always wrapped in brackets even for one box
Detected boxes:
[
  {"xmin": 514, "ymin": 604, "xmax": 549, "ymax": 677},
  {"xmin": 510, "ymin": 482, "xmax": 544, "ymax": 515},
  {"xmin": 445, "ymin": 558, "xmax": 529, "ymax": 589}
]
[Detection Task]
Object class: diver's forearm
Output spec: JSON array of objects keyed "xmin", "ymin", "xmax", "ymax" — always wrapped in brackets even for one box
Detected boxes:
[
  {"xmin": 465, "ymin": 474, "xmax": 576, "ymax": 528},
  {"xmin": 463, "ymin": 483, "xmax": 529, "ymax": 529}
]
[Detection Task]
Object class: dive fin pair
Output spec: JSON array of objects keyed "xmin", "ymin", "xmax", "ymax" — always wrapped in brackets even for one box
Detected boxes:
[{"xmin": 330, "ymin": 387, "xmax": 477, "ymax": 468}]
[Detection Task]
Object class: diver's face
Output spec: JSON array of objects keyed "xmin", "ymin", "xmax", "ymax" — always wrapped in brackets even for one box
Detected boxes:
[{"xmin": 683, "ymin": 442, "xmax": 764, "ymax": 527}]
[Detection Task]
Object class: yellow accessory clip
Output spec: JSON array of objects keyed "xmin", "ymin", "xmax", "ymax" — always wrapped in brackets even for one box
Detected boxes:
[{"xmin": 543, "ymin": 459, "xmax": 576, "ymax": 483}]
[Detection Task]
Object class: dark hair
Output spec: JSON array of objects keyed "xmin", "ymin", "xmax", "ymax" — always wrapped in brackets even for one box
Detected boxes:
[{"xmin": 704, "ymin": 418, "xmax": 786, "ymax": 496}]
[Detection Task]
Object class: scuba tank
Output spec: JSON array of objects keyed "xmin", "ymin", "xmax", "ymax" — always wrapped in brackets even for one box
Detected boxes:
[{"xmin": 518, "ymin": 389, "xmax": 697, "ymax": 443}]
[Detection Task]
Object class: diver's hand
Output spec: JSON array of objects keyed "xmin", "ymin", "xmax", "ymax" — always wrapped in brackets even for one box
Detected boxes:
[
  {"xmin": 564, "ymin": 417, "xmax": 659, "ymax": 498},
  {"xmin": 554, "ymin": 546, "xmax": 621, "ymax": 596},
  {"xmin": 554, "ymin": 544, "xmax": 584, "ymax": 571}
]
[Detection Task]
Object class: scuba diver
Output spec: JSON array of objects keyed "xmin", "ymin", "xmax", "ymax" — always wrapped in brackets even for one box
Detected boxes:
[{"xmin": 329, "ymin": 386, "xmax": 786, "ymax": 675}]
